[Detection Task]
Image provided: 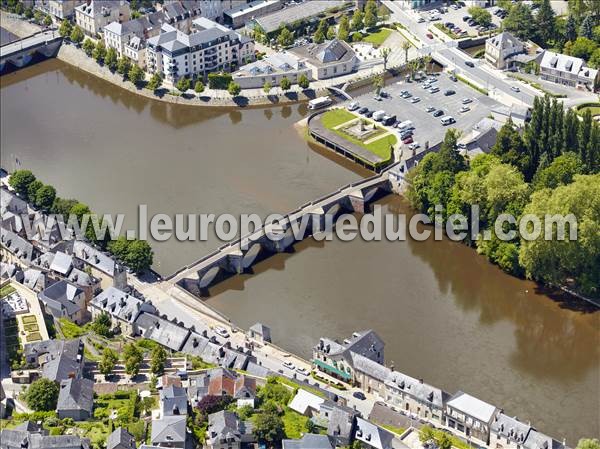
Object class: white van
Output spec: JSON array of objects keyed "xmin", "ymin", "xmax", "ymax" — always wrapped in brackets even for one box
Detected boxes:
[
  {"xmin": 347, "ymin": 101, "xmax": 360, "ymax": 111},
  {"xmin": 372, "ymin": 110, "xmax": 386, "ymax": 121},
  {"xmin": 440, "ymin": 116, "xmax": 456, "ymax": 125},
  {"xmin": 397, "ymin": 120, "xmax": 413, "ymax": 131},
  {"xmin": 308, "ymin": 96, "xmax": 332, "ymax": 110}
]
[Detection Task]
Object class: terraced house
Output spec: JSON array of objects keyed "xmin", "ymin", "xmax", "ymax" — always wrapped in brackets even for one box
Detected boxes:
[
  {"xmin": 75, "ymin": 0, "xmax": 131, "ymax": 37},
  {"xmin": 146, "ymin": 17, "xmax": 254, "ymax": 85}
]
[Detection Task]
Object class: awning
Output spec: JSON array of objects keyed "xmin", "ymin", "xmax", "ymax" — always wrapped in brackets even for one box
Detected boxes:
[{"xmin": 313, "ymin": 359, "xmax": 352, "ymax": 380}]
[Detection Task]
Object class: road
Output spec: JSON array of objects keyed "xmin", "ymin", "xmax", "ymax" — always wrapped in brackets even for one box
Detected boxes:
[{"xmin": 383, "ymin": 0, "xmax": 539, "ymax": 107}]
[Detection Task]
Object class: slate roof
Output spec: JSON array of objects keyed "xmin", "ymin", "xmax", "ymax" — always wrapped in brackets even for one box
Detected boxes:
[
  {"xmin": 491, "ymin": 413, "xmax": 532, "ymax": 444},
  {"xmin": 349, "ymin": 353, "xmax": 390, "ymax": 382},
  {"xmin": 151, "ymin": 415, "xmax": 187, "ymax": 445},
  {"xmin": 134, "ymin": 312, "xmax": 190, "ymax": 351},
  {"xmin": 487, "ymin": 31, "xmax": 523, "ymax": 50},
  {"xmin": 319, "ymin": 401, "xmax": 359, "ymax": 441},
  {"xmin": 57, "ymin": 378, "xmax": 94, "ymax": 415},
  {"xmin": 72, "ymin": 241, "xmax": 118, "ymax": 276},
  {"xmin": 0, "ymin": 188, "xmax": 28, "ymax": 215},
  {"xmin": 0, "ymin": 429, "xmax": 90, "ymax": 448},
  {"xmin": 160, "ymin": 385, "xmax": 188, "ymax": 416},
  {"xmin": 446, "ymin": 391, "xmax": 498, "ymax": 423},
  {"xmin": 524, "ymin": 430, "xmax": 565, "ymax": 449},
  {"xmin": 49, "ymin": 251, "xmax": 74, "ymax": 275},
  {"xmin": 23, "ymin": 268, "xmax": 46, "ymax": 291},
  {"xmin": 180, "ymin": 330, "xmax": 250, "ymax": 369},
  {"xmin": 76, "ymin": 0, "xmax": 126, "ymax": 17},
  {"xmin": 106, "ymin": 427, "xmax": 137, "ymax": 449},
  {"xmin": 540, "ymin": 50, "xmax": 583, "ymax": 75},
  {"xmin": 283, "ymin": 434, "xmax": 333, "ymax": 449},
  {"xmin": 290, "ymin": 39, "xmax": 356, "ymax": 68},
  {"xmin": 207, "ymin": 410, "xmax": 253, "ymax": 445},
  {"xmin": 24, "ymin": 339, "xmax": 83, "ymax": 382},
  {"xmin": 67, "ymin": 268, "xmax": 97, "ymax": 288},
  {"xmin": 385, "ymin": 371, "xmax": 449, "ymax": 409},
  {"xmin": 1, "ymin": 229, "xmax": 36, "ymax": 263},
  {"xmin": 91, "ymin": 287, "xmax": 155, "ymax": 323},
  {"xmin": 38, "ymin": 279, "xmax": 84, "ymax": 318},
  {"xmin": 354, "ymin": 417, "xmax": 394, "ymax": 449}
]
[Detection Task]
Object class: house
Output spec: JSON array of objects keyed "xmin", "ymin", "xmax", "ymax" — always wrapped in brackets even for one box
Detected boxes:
[
  {"xmin": 206, "ymin": 410, "xmax": 255, "ymax": 449},
  {"xmin": 0, "ymin": 262, "xmax": 23, "ymax": 283},
  {"xmin": 145, "ymin": 18, "xmax": 255, "ymax": 85},
  {"xmin": 485, "ymin": 32, "xmax": 525, "ymax": 70},
  {"xmin": 90, "ymin": 286, "xmax": 156, "ymax": 336},
  {"xmin": 180, "ymin": 330, "xmax": 251, "ymax": 370},
  {"xmin": 22, "ymin": 268, "xmax": 47, "ymax": 292},
  {"xmin": 107, "ymin": 427, "xmax": 137, "ymax": 449},
  {"xmin": 57, "ymin": 377, "xmax": 94, "ymax": 421},
  {"xmin": 0, "ymin": 429, "xmax": 90, "ymax": 449},
  {"xmin": 523, "ymin": 430, "xmax": 566, "ymax": 449},
  {"xmin": 207, "ymin": 368, "xmax": 257, "ymax": 407},
  {"xmin": 233, "ymin": 51, "xmax": 311, "ymax": 89},
  {"xmin": 317, "ymin": 401, "xmax": 359, "ymax": 447},
  {"xmin": 134, "ymin": 312, "xmax": 191, "ymax": 352},
  {"xmin": 23, "ymin": 339, "xmax": 85, "ymax": 382},
  {"xmin": 283, "ymin": 434, "xmax": 333, "ymax": 449},
  {"xmin": 289, "ymin": 388, "xmax": 324, "ymax": 417},
  {"xmin": 539, "ymin": 50, "xmax": 599, "ymax": 90},
  {"xmin": 38, "ymin": 279, "xmax": 88, "ymax": 324},
  {"xmin": 1, "ymin": 229, "xmax": 39, "ymax": 266},
  {"xmin": 70, "ymin": 240, "xmax": 127, "ymax": 289},
  {"xmin": 35, "ymin": 0, "xmax": 85, "ymax": 20},
  {"xmin": 490, "ymin": 413, "xmax": 533, "ymax": 449},
  {"xmin": 160, "ymin": 385, "xmax": 188, "ymax": 416},
  {"xmin": 395, "ymin": 0, "xmax": 442, "ymax": 9},
  {"xmin": 75, "ymin": 0, "xmax": 131, "ymax": 37},
  {"xmin": 104, "ymin": 12, "xmax": 165, "ymax": 61},
  {"xmin": 445, "ymin": 391, "xmax": 500, "ymax": 445},
  {"xmin": 289, "ymin": 39, "xmax": 359, "ymax": 80},
  {"xmin": 354, "ymin": 417, "xmax": 394, "ymax": 449},
  {"xmin": 249, "ymin": 322, "xmax": 271, "ymax": 343},
  {"xmin": 223, "ymin": 0, "xmax": 282, "ymax": 29},
  {"xmin": 312, "ymin": 329, "xmax": 384, "ymax": 385},
  {"xmin": 384, "ymin": 370, "xmax": 449, "ymax": 424},
  {"xmin": 1, "ymin": 188, "xmax": 28, "ymax": 215},
  {"xmin": 151, "ymin": 414, "xmax": 188, "ymax": 448},
  {"xmin": 458, "ymin": 117, "xmax": 504, "ymax": 158},
  {"xmin": 491, "ymin": 105, "xmax": 531, "ymax": 127}
]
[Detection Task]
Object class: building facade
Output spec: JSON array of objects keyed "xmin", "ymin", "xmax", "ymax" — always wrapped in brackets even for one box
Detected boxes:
[
  {"xmin": 539, "ymin": 50, "xmax": 599, "ymax": 90},
  {"xmin": 485, "ymin": 32, "xmax": 525, "ymax": 70},
  {"xmin": 35, "ymin": 0, "xmax": 85, "ymax": 20},
  {"xmin": 75, "ymin": 0, "xmax": 131, "ymax": 37}
]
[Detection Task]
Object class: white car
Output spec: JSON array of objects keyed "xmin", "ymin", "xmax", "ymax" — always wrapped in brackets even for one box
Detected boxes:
[
  {"xmin": 429, "ymin": 86, "xmax": 440, "ymax": 93},
  {"xmin": 283, "ymin": 361, "xmax": 295, "ymax": 370},
  {"xmin": 462, "ymin": 98, "xmax": 472, "ymax": 104},
  {"xmin": 511, "ymin": 86, "xmax": 520, "ymax": 92},
  {"xmin": 296, "ymin": 367, "xmax": 309, "ymax": 376},
  {"xmin": 417, "ymin": 17, "xmax": 425, "ymax": 23},
  {"xmin": 347, "ymin": 101, "xmax": 360, "ymax": 111},
  {"xmin": 410, "ymin": 96, "xmax": 421, "ymax": 103},
  {"xmin": 408, "ymin": 142, "xmax": 420, "ymax": 150},
  {"xmin": 215, "ymin": 326, "xmax": 230, "ymax": 338},
  {"xmin": 459, "ymin": 105, "xmax": 470, "ymax": 113},
  {"xmin": 425, "ymin": 106, "xmax": 436, "ymax": 112}
]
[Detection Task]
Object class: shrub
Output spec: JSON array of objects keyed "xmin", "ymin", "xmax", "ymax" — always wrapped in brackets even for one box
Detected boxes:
[{"xmin": 208, "ymin": 72, "xmax": 233, "ymax": 89}]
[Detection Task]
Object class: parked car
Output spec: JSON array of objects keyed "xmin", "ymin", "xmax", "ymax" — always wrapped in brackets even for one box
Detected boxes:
[
  {"xmin": 364, "ymin": 110, "xmax": 374, "ymax": 118},
  {"xmin": 425, "ymin": 106, "xmax": 436, "ymax": 112},
  {"xmin": 283, "ymin": 361, "xmax": 295, "ymax": 370},
  {"xmin": 410, "ymin": 96, "xmax": 421, "ymax": 103},
  {"xmin": 511, "ymin": 86, "xmax": 520, "ymax": 92},
  {"xmin": 444, "ymin": 89, "xmax": 456, "ymax": 96},
  {"xmin": 383, "ymin": 115, "xmax": 397, "ymax": 126},
  {"xmin": 358, "ymin": 106, "xmax": 369, "ymax": 114},
  {"xmin": 372, "ymin": 110, "xmax": 386, "ymax": 121},
  {"xmin": 465, "ymin": 61, "xmax": 475, "ymax": 68},
  {"xmin": 417, "ymin": 16, "xmax": 425, "ymax": 23},
  {"xmin": 429, "ymin": 86, "xmax": 440, "ymax": 93},
  {"xmin": 459, "ymin": 106, "xmax": 470, "ymax": 113},
  {"xmin": 353, "ymin": 391, "xmax": 366, "ymax": 400},
  {"xmin": 215, "ymin": 327, "xmax": 230, "ymax": 338},
  {"xmin": 402, "ymin": 136, "xmax": 414, "ymax": 144},
  {"xmin": 401, "ymin": 91, "xmax": 412, "ymax": 98},
  {"xmin": 426, "ymin": 32, "xmax": 434, "ymax": 39},
  {"xmin": 296, "ymin": 367, "xmax": 309, "ymax": 376},
  {"xmin": 462, "ymin": 98, "xmax": 472, "ymax": 104},
  {"xmin": 441, "ymin": 115, "xmax": 456, "ymax": 125},
  {"xmin": 445, "ymin": 21, "xmax": 454, "ymax": 28},
  {"xmin": 449, "ymin": 73, "xmax": 457, "ymax": 82},
  {"xmin": 347, "ymin": 101, "xmax": 360, "ymax": 111},
  {"xmin": 373, "ymin": 95, "xmax": 383, "ymax": 101},
  {"xmin": 408, "ymin": 142, "xmax": 420, "ymax": 150},
  {"xmin": 399, "ymin": 131, "xmax": 413, "ymax": 140},
  {"xmin": 380, "ymin": 91, "xmax": 390, "ymax": 98},
  {"xmin": 462, "ymin": 15, "xmax": 470, "ymax": 21},
  {"xmin": 433, "ymin": 109, "xmax": 444, "ymax": 117}
]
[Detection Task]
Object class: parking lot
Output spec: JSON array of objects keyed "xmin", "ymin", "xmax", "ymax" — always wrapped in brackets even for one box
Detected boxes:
[
  {"xmin": 429, "ymin": 4, "xmax": 504, "ymax": 36},
  {"xmin": 344, "ymin": 72, "xmax": 499, "ymax": 152}
]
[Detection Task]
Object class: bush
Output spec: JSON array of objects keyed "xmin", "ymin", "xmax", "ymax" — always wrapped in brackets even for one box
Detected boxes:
[
  {"xmin": 208, "ymin": 72, "xmax": 233, "ymax": 90},
  {"xmin": 194, "ymin": 80, "xmax": 205, "ymax": 93},
  {"xmin": 228, "ymin": 81, "xmax": 241, "ymax": 96},
  {"xmin": 24, "ymin": 378, "xmax": 59, "ymax": 411}
]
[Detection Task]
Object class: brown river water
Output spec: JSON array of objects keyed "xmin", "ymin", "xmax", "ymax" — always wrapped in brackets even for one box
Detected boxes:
[{"xmin": 1, "ymin": 59, "xmax": 598, "ymax": 442}]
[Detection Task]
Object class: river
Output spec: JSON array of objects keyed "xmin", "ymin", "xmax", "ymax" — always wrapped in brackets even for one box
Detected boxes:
[{"xmin": 1, "ymin": 59, "xmax": 598, "ymax": 442}]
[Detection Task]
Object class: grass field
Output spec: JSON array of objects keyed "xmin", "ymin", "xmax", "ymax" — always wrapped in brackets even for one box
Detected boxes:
[
  {"xmin": 282, "ymin": 408, "xmax": 310, "ymax": 439},
  {"xmin": 58, "ymin": 318, "xmax": 86, "ymax": 339},
  {"xmin": 362, "ymin": 27, "xmax": 393, "ymax": 46},
  {"xmin": 321, "ymin": 108, "xmax": 357, "ymax": 128},
  {"xmin": 576, "ymin": 103, "xmax": 600, "ymax": 116}
]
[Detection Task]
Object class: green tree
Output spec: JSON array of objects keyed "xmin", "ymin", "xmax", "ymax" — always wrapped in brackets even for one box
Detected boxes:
[
  {"xmin": 364, "ymin": 9, "xmax": 377, "ymax": 29},
  {"xmin": 92, "ymin": 41, "xmax": 106, "ymax": 63},
  {"xmin": 380, "ymin": 46, "xmax": 391, "ymax": 70},
  {"xmin": 34, "ymin": 185, "xmax": 57, "ymax": 211},
  {"xmin": 503, "ymin": 3, "xmax": 534, "ymax": 40},
  {"xmin": 43, "ymin": 14, "xmax": 52, "ymax": 27},
  {"xmin": 401, "ymin": 40, "xmax": 411, "ymax": 64},
  {"xmin": 565, "ymin": 14, "xmax": 577, "ymax": 41},
  {"xmin": 588, "ymin": 48, "xmax": 600, "ymax": 68},
  {"xmin": 147, "ymin": 73, "xmax": 163, "ymax": 91},
  {"xmin": 372, "ymin": 74, "xmax": 384, "ymax": 94},
  {"xmin": 491, "ymin": 118, "xmax": 530, "ymax": 174},
  {"xmin": 576, "ymin": 439, "xmax": 600, "ymax": 449},
  {"xmin": 338, "ymin": 15, "xmax": 350, "ymax": 42},
  {"xmin": 27, "ymin": 180, "xmax": 44, "ymax": 201},
  {"xmin": 176, "ymin": 77, "xmax": 191, "ymax": 93},
  {"xmin": 150, "ymin": 345, "xmax": 168, "ymax": 375},
  {"xmin": 519, "ymin": 174, "xmax": 600, "ymax": 297},
  {"xmin": 535, "ymin": 0, "xmax": 556, "ymax": 45},
  {"xmin": 107, "ymin": 235, "xmax": 130, "ymax": 260},
  {"xmin": 128, "ymin": 65, "xmax": 144, "ymax": 86},
  {"xmin": 279, "ymin": 77, "xmax": 291, "ymax": 91},
  {"xmin": 298, "ymin": 73, "xmax": 310, "ymax": 89},
  {"xmin": 263, "ymin": 81, "xmax": 272, "ymax": 94},
  {"xmin": 351, "ymin": 9, "xmax": 363, "ymax": 31},
  {"xmin": 91, "ymin": 312, "xmax": 112, "ymax": 337},
  {"xmin": 24, "ymin": 7, "xmax": 34, "ymax": 19},
  {"xmin": 228, "ymin": 81, "xmax": 241, "ymax": 96},
  {"xmin": 277, "ymin": 26, "xmax": 294, "ymax": 47},
  {"xmin": 564, "ymin": 36, "xmax": 597, "ymax": 60},
  {"xmin": 9, "ymin": 170, "xmax": 36, "ymax": 197},
  {"xmin": 257, "ymin": 377, "xmax": 291, "ymax": 405},
  {"xmin": 116, "ymin": 57, "xmax": 131, "ymax": 78},
  {"xmin": 14, "ymin": 2, "xmax": 24, "ymax": 15},
  {"xmin": 33, "ymin": 9, "xmax": 43, "ymax": 23},
  {"xmin": 580, "ymin": 13, "xmax": 594, "ymax": 39},
  {"xmin": 378, "ymin": 4, "xmax": 389, "ymax": 21},
  {"xmin": 70, "ymin": 26, "xmax": 84, "ymax": 45},
  {"xmin": 58, "ymin": 19, "xmax": 72, "ymax": 38},
  {"xmin": 468, "ymin": 6, "xmax": 492, "ymax": 26},
  {"xmin": 82, "ymin": 38, "xmax": 95, "ymax": 56},
  {"xmin": 124, "ymin": 239, "xmax": 153, "ymax": 273},
  {"xmin": 98, "ymin": 348, "xmax": 119, "ymax": 376},
  {"xmin": 253, "ymin": 411, "xmax": 285, "ymax": 444},
  {"xmin": 51, "ymin": 198, "xmax": 78, "ymax": 216},
  {"xmin": 313, "ymin": 19, "xmax": 327, "ymax": 44},
  {"xmin": 69, "ymin": 202, "xmax": 91, "ymax": 222},
  {"xmin": 194, "ymin": 80, "xmax": 205, "ymax": 93},
  {"xmin": 419, "ymin": 426, "xmax": 435, "ymax": 443},
  {"xmin": 326, "ymin": 25, "xmax": 336, "ymax": 40},
  {"xmin": 533, "ymin": 152, "xmax": 584, "ymax": 190},
  {"xmin": 24, "ymin": 378, "xmax": 59, "ymax": 411},
  {"xmin": 105, "ymin": 47, "xmax": 118, "ymax": 71},
  {"xmin": 123, "ymin": 342, "xmax": 144, "ymax": 377}
]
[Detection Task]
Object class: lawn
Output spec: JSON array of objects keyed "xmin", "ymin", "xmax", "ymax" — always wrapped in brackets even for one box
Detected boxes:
[
  {"xmin": 379, "ymin": 423, "xmax": 406, "ymax": 435},
  {"xmin": 321, "ymin": 109, "xmax": 357, "ymax": 129},
  {"xmin": 362, "ymin": 27, "xmax": 393, "ymax": 46},
  {"xmin": 26, "ymin": 332, "xmax": 42, "ymax": 342},
  {"xmin": 282, "ymin": 408, "xmax": 310, "ymax": 439},
  {"xmin": 22, "ymin": 315, "xmax": 37, "ymax": 325},
  {"xmin": 58, "ymin": 318, "xmax": 87, "ymax": 339},
  {"xmin": 0, "ymin": 284, "xmax": 15, "ymax": 298}
]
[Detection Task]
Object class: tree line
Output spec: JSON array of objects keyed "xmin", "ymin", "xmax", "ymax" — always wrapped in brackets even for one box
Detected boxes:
[
  {"xmin": 407, "ymin": 96, "xmax": 599, "ymax": 298},
  {"xmin": 8, "ymin": 169, "xmax": 153, "ymax": 273}
]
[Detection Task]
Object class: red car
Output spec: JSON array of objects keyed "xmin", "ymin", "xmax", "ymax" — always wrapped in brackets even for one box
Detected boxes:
[
  {"xmin": 426, "ymin": 32, "xmax": 434, "ymax": 39},
  {"xmin": 403, "ymin": 136, "xmax": 414, "ymax": 144}
]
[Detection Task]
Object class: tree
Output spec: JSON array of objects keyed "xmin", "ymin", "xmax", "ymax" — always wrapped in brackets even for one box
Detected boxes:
[
  {"xmin": 91, "ymin": 312, "xmax": 112, "ymax": 337},
  {"xmin": 588, "ymin": 48, "xmax": 600, "ymax": 68},
  {"xmin": 51, "ymin": 197, "xmax": 78, "ymax": 217},
  {"xmin": 24, "ymin": 378, "xmax": 59, "ymax": 411},
  {"xmin": 372, "ymin": 74, "xmax": 384, "ymax": 94},
  {"xmin": 33, "ymin": 9, "xmax": 43, "ymax": 24},
  {"xmin": 535, "ymin": 0, "xmax": 556, "ymax": 45},
  {"xmin": 576, "ymin": 439, "xmax": 600, "ymax": 449},
  {"xmin": 468, "ymin": 6, "xmax": 492, "ymax": 26},
  {"xmin": 124, "ymin": 239, "xmax": 153, "ymax": 273},
  {"xmin": 128, "ymin": 65, "xmax": 145, "ymax": 86},
  {"xmin": 59, "ymin": 19, "xmax": 72, "ymax": 38},
  {"xmin": 566, "ymin": 14, "xmax": 577, "ymax": 41},
  {"xmin": 147, "ymin": 73, "xmax": 163, "ymax": 91},
  {"xmin": 27, "ymin": 180, "xmax": 44, "ymax": 201},
  {"xmin": 98, "ymin": 348, "xmax": 118, "ymax": 376},
  {"xmin": 364, "ymin": 9, "xmax": 377, "ymax": 29},
  {"xmin": 24, "ymin": 7, "xmax": 34, "ymax": 19},
  {"xmin": 378, "ymin": 4, "xmax": 390, "ymax": 21},
  {"xmin": 263, "ymin": 81, "xmax": 272, "ymax": 94},
  {"xmin": 34, "ymin": 185, "xmax": 57, "ymax": 211},
  {"xmin": 533, "ymin": 152, "xmax": 584, "ymax": 190},
  {"xmin": 197, "ymin": 395, "xmax": 233, "ymax": 418},
  {"xmin": 277, "ymin": 26, "xmax": 294, "ymax": 48},
  {"xmin": 503, "ymin": 3, "xmax": 534, "ymax": 40},
  {"xmin": 298, "ymin": 73, "xmax": 310, "ymax": 89},
  {"xmin": 253, "ymin": 411, "xmax": 285, "ymax": 444},
  {"xmin": 419, "ymin": 426, "xmax": 435, "ymax": 443},
  {"xmin": 313, "ymin": 19, "xmax": 327, "ymax": 44},
  {"xmin": 69, "ymin": 26, "xmax": 84, "ymax": 46},
  {"xmin": 117, "ymin": 57, "xmax": 131, "ymax": 77},
  {"xmin": 93, "ymin": 41, "xmax": 106, "ymax": 63},
  {"xmin": 82, "ymin": 38, "xmax": 95, "ymax": 56},
  {"xmin": 14, "ymin": 2, "xmax": 23, "ymax": 15},
  {"xmin": 194, "ymin": 80, "xmax": 205, "ymax": 94},
  {"xmin": 257, "ymin": 377, "xmax": 291, "ymax": 405},
  {"xmin": 351, "ymin": 9, "xmax": 363, "ymax": 31},
  {"xmin": 491, "ymin": 118, "xmax": 530, "ymax": 174},
  {"xmin": 401, "ymin": 40, "xmax": 411, "ymax": 64},
  {"xmin": 176, "ymin": 77, "xmax": 191, "ymax": 93},
  {"xmin": 123, "ymin": 342, "xmax": 143, "ymax": 377},
  {"xmin": 9, "ymin": 170, "xmax": 36, "ymax": 197},
  {"xmin": 105, "ymin": 47, "xmax": 118, "ymax": 71},
  {"xmin": 380, "ymin": 46, "xmax": 391, "ymax": 70},
  {"xmin": 108, "ymin": 236, "xmax": 130, "ymax": 260},
  {"xmin": 150, "ymin": 345, "xmax": 168, "ymax": 375},
  {"xmin": 326, "ymin": 26, "xmax": 336, "ymax": 40},
  {"xmin": 338, "ymin": 15, "xmax": 350, "ymax": 42},
  {"xmin": 580, "ymin": 13, "xmax": 594, "ymax": 39},
  {"xmin": 43, "ymin": 14, "xmax": 52, "ymax": 27},
  {"xmin": 279, "ymin": 77, "xmax": 291, "ymax": 91},
  {"xmin": 228, "ymin": 81, "xmax": 241, "ymax": 96}
]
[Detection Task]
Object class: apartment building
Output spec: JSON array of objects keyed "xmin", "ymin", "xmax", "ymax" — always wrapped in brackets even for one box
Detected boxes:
[
  {"xmin": 75, "ymin": 0, "xmax": 131, "ymax": 37},
  {"xmin": 35, "ymin": 0, "xmax": 85, "ymax": 20},
  {"xmin": 539, "ymin": 50, "xmax": 598, "ymax": 90}
]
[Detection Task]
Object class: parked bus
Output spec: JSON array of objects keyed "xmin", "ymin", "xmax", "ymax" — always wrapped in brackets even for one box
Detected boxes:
[{"xmin": 308, "ymin": 96, "xmax": 333, "ymax": 110}]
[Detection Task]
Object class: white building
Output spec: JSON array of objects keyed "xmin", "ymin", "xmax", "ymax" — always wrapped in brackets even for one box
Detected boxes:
[
  {"xmin": 146, "ymin": 18, "xmax": 254, "ymax": 85},
  {"xmin": 485, "ymin": 32, "xmax": 525, "ymax": 70},
  {"xmin": 289, "ymin": 39, "xmax": 359, "ymax": 80},
  {"xmin": 233, "ymin": 51, "xmax": 311, "ymax": 88},
  {"xmin": 35, "ymin": 0, "xmax": 85, "ymax": 20},
  {"xmin": 104, "ymin": 11, "xmax": 165, "ymax": 61},
  {"xmin": 539, "ymin": 50, "xmax": 598, "ymax": 90},
  {"xmin": 75, "ymin": 0, "xmax": 130, "ymax": 37},
  {"xmin": 223, "ymin": 0, "xmax": 282, "ymax": 29}
]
